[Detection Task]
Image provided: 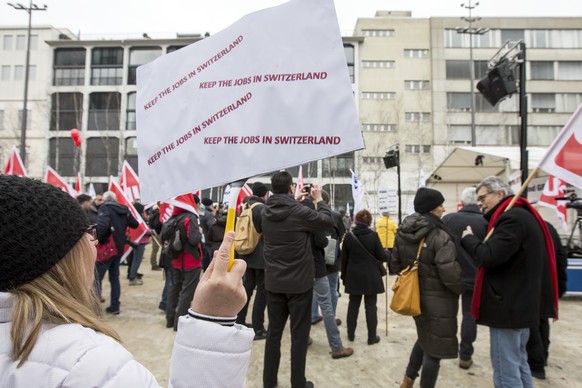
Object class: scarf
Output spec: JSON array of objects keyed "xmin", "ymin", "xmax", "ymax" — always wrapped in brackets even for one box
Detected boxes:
[{"xmin": 471, "ymin": 196, "xmax": 559, "ymax": 320}]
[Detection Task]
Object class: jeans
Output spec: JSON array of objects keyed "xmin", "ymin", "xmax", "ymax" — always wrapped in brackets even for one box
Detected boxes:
[
  {"xmin": 160, "ymin": 266, "xmax": 173, "ymax": 308},
  {"xmin": 346, "ymin": 294, "xmax": 377, "ymax": 342},
  {"xmin": 460, "ymin": 290, "xmax": 477, "ymax": 361},
  {"xmin": 405, "ymin": 340, "xmax": 441, "ymax": 388},
  {"xmin": 166, "ymin": 267, "xmax": 202, "ymax": 330},
  {"xmin": 490, "ymin": 327, "xmax": 534, "ymax": 388},
  {"xmin": 129, "ymin": 244, "xmax": 145, "ymax": 280},
  {"xmin": 312, "ymin": 276, "xmax": 343, "ymax": 352},
  {"xmin": 312, "ymin": 271, "xmax": 340, "ymax": 320},
  {"xmin": 95, "ymin": 255, "xmax": 121, "ymax": 311},
  {"xmin": 237, "ymin": 268, "xmax": 267, "ymax": 331},
  {"xmin": 263, "ymin": 289, "xmax": 312, "ymax": 388}
]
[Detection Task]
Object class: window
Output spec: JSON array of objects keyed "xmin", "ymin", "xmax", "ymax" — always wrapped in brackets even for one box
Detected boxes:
[
  {"xmin": 126, "ymin": 93, "xmax": 136, "ymax": 130},
  {"xmin": 556, "ymin": 93, "xmax": 582, "ymax": 112},
  {"xmin": 30, "ymin": 35, "xmax": 38, "ymax": 50},
  {"xmin": 322, "ymin": 153, "xmax": 354, "ymax": 178},
  {"xmin": 48, "ymin": 138, "xmax": 76, "ymax": 176},
  {"xmin": 88, "ymin": 92, "xmax": 121, "ymax": 131},
  {"xmin": 528, "ymin": 126, "xmax": 562, "ymax": 146},
  {"xmin": 475, "ymin": 125, "xmax": 518, "ymax": 145},
  {"xmin": 531, "ymin": 94, "xmax": 556, "ymax": 113},
  {"xmin": 322, "ymin": 183, "xmax": 353, "ymax": 212},
  {"xmin": 167, "ymin": 46, "xmax": 186, "ymax": 53},
  {"xmin": 1, "ymin": 65, "xmax": 9, "ymax": 81},
  {"xmin": 362, "ymin": 124, "xmax": 397, "ymax": 132},
  {"xmin": 550, "ymin": 30, "xmax": 581, "ymax": 48},
  {"xmin": 362, "ymin": 60, "xmax": 395, "ymax": 69},
  {"xmin": 16, "ymin": 35, "xmax": 25, "ymax": 50},
  {"xmin": 447, "ymin": 92, "xmax": 497, "ymax": 112},
  {"xmin": 344, "ymin": 44, "xmax": 354, "ymax": 83},
  {"xmin": 444, "ymin": 29, "xmax": 463, "ymax": 48},
  {"xmin": 3, "ymin": 35, "xmax": 12, "ymax": 50},
  {"xmin": 404, "ymin": 145, "xmax": 431, "ymax": 154},
  {"xmin": 125, "ymin": 136, "xmax": 138, "ymax": 173},
  {"xmin": 18, "ymin": 109, "xmax": 31, "ymax": 129},
  {"xmin": 86, "ymin": 137, "xmax": 120, "ymax": 177},
  {"xmin": 501, "ymin": 29, "xmax": 524, "ymax": 44},
  {"xmin": 362, "ymin": 156, "xmax": 385, "ymax": 164},
  {"xmin": 91, "ymin": 47, "xmax": 123, "ymax": 85},
  {"xmin": 530, "ymin": 30, "xmax": 550, "ymax": 48},
  {"xmin": 14, "ymin": 65, "xmax": 23, "ymax": 80},
  {"xmin": 128, "ymin": 47, "xmax": 162, "ymax": 85},
  {"xmin": 405, "ymin": 112, "xmax": 431, "ymax": 122},
  {"xmin": 28, "ymin": 65, "xmax": 36, "ymax": 81},
  {"xmin": 531, "ymin": 61, "xmax": 554, "ymax": 80},
  {"xmin": 54, "ymin": 48, "xmax": 86, "ymax": 86},
  {"xmin": 557, "ymin": 62, "xmax": 582, "ymax": 81},
  {"xmin": 50, "ymin": 93, "xmax": 83, "ymax": 132},
  {"xmin": 447, "ymin": 125, "xmax": 472, "ymax": 144},
  {"xmin": 362, "ymin": 92, "xmax": 395, "ymax": 100},
  {"xmin": 404, "ymin": 80, "xmax": 430, "ymax": 90},
  {"xmin": 403, "ymin": 49, "xmax": 428, "ymax": 58},
  {"xmin": 0, "ymin": 109, "xmax": 4, "ymax": 129},
  {"xmin": 361, "ymin": 29, "xmax": 395, "ymax": 37},
  {"xmin": 446, "ymin": 60, "xmax": 489, "ymax": 79}
]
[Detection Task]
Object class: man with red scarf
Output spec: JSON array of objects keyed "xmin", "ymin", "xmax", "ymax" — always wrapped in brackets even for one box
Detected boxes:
[{"xmin": 461, "ymin": 176, "xmax": 558, "ymax": 388}]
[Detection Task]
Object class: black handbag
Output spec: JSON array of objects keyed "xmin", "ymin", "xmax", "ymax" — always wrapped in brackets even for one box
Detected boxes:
[{"xmin": 349, "ymin": 232, "xmax": 387, "ymax": 276}]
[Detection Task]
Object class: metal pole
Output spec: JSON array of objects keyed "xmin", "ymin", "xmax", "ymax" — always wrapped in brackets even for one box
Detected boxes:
[
  {"xmin": 7, "ymin": 1, "xmax": 48, "ymax": 168},
  {"xmin": 469, "ymin": 19, "xmax": 477, "ymax": 146},
  {"xmin": 397, "ymin": 148, "xmax": 402, "ymax": 224},
  {"xmin": 519, "ymin": 43, "xmax": 528, "ymax": 197}
]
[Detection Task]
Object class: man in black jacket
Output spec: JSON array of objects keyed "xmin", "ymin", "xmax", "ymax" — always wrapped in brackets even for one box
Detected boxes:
[
  {"xmin": 461, "ymin": 176, "xmax": 557, "ymax": 388},
  {"xmin": 443, "ymin": 187, "xmax": 488, "ymax": 370},
  {"xmin": 96, "ymin": 191, "xmax": 139, "ymax": 314},
  {"xmin": 262, "ymin": 171, "xmax": 333, "ymax": 388}
]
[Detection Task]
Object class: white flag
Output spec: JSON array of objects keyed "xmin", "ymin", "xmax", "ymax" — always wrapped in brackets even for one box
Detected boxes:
[{"xmin": 350, "ymin": 169, "xmax": 366, "ymax": 216}]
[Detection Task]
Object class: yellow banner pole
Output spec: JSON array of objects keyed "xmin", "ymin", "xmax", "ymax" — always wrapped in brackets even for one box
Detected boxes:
[{"xmin": 225, "ymin": 180, "xmax": 247, "ymax": 270}]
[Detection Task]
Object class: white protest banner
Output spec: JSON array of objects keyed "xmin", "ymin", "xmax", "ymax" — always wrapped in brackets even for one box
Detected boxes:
[
  {"xmin": 377, "ymin": 187, "xmax": 398, "ymax": 214},
  {"xmin": 136, "ymin": 0, "xmax": 363, "ymax": 203}
]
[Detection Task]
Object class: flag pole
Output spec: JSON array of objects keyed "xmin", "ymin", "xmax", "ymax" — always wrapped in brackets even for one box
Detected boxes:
[
  {"xmin": 225, "ymin": 179, "xmax": 247, "ymax": 270},
  {"xmin": 484, "ymin": 167, "xmax": 540, "ymax": 241},
  {"xmin": 385, "ymin": 268, "xmax": 388, "ymax": 336}
]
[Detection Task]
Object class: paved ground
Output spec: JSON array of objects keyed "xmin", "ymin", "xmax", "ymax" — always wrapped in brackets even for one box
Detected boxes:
[{"xmin": 101, "ymin": 248, "xmax": 582, "ymax": 387}]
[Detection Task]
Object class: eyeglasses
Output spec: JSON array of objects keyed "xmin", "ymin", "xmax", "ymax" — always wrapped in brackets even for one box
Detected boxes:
[
  {"xmin": 477, "ymin": 192, "xmax": 493, "ymax": 203},
  {"xmin": 86, "ymin": 224, "xmax": 98, "ymax": 240}
]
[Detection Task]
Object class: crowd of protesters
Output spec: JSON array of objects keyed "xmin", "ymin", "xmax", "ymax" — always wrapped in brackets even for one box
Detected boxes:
[{"xmin": 0, "ymin": 172, "xmax": 568, "ymax": 388}]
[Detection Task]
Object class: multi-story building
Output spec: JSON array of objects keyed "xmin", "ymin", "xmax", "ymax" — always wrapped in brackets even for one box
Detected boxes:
[{"xmin": 2, "ymin": 13, "xmax": 582, "ymax": 214}]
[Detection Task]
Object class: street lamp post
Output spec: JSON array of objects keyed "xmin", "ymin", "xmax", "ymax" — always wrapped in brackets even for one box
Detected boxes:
[
  {"xmin": 456, "ymin": 1, "xmax": 488, "ymax": 147},
  {"xmin": 7, "ymin": 1, "xmax": 47, "ymax": 168}
]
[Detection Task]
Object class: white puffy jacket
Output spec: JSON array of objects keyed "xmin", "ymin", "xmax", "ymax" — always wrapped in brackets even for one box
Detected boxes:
[{"xmin": 0, "ymin": 293, "xmax": 254, "ymax": 387}]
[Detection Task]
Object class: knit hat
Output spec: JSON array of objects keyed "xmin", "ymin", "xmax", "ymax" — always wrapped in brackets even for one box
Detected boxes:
[
  {"xmin": 201, "ymin": 197, "xmax": 214, "ymax": 207},
  {"xmin": 0, "ymin": 175, "xmax": 89, "ymax": 291},
  {"xmin": 414, "ymin": 187, "xmax": 445, "ymax": 214},
  {"xmin": 252, "ymin": 182, "xmax": 268, "ymax": 197}
]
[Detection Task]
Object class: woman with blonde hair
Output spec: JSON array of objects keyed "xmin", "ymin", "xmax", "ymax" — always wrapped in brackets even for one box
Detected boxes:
[{"xmin": 0, "ymin": 175, "xmax": 253, "ymax": 387}]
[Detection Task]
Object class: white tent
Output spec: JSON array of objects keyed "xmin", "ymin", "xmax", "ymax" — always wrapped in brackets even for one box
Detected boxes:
[{"xmin": 427, "ymin": 146, "xmax": 548, "ymax": 185}]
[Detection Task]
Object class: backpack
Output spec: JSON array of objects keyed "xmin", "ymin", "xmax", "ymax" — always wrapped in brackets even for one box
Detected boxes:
[
  {"xmin": 234, "ymin": 202, "xmax": 262, "ymax": 255},
  {"xmin": 161, "ymin": 213, "xmax": 203, "ymax": 261}
]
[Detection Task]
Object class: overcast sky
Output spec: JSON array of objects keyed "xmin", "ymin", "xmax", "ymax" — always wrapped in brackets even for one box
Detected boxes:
[{"xmin": 1, "ymin": 0, "xmax": 581, "ymax": 37}]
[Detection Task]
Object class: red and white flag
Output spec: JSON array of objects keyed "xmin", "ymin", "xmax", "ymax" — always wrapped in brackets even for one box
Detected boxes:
[
  {"xmin": 3, "ymin": 146, "xmax": 28, "ymax": 177},
  {"xmin": 108, "ymin": 178, "xmax": 148, "ymax": 262},
  {"xmin": 294, "ymin": 165, "xmax": 304, "ymax": 199},
  {"xmin": 159, "ymin": 192, "xmax": 200, "ymax": 224},
  {"xmin": 539, "ymin": 103, "xmax": 582, "ymax": 188},
  {"xmin": 119, "ymin": 160, "xmax": 140, "ymax": 204},
  {"xmin": 44, "ymin": 166, "xmax": 75, "ymax": 196},
  {"xmin": 237, "ymin": 183, "xmax": 253, "ymax": 210},
  {"xmin": 75, "ymin": 173, "xmax": 82, "ymax": 195},
  {"xmin": 538, "ymin": 175, "xmax": 568, "ymax": 232}
]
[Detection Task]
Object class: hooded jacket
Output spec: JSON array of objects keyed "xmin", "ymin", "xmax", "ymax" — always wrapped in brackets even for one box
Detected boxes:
[
  {"xmin": 391, "ymin": 213, "xmax": 463, "ymax": 359},
  {"xmin": 96, "ymin": 201, "xmax": 139, "ymax": 255},
  {"xmin": 261, "ymin": 194, "xmax": 332, "ymax": 294}
]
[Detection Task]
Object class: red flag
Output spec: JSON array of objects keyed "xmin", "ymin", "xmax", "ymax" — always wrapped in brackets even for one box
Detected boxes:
[
  {"xmin": 538, "ymin": 175, "xmax": 568, "ymax": 232},
  {"xmin": 3, "ymin": 146, "xmax": 28, "ymax": 177},
  {"xmin": 236, "ymin": 183, "xmax": 253, "ymax": 211},
  {"xmin": 159, "ymin": 191, "xmax": 201, "ymax": 224},
  {"xmin": 108, "ymin": 178, "xmax": 148, "ymax": 262},
  {"xmin": 539, "ymin": 103, "xmax": 582, "ymax": 188},
  {"xmin": 75, "ymin": 173, "xmax": 82, "ymax": 194},
  {"xmin": 44, "ymin": 166, "xmax": 75, "ymax": 196},
  {"xmin": 119, "ymin": 160, "xmax": 140, "ymax": 204}
]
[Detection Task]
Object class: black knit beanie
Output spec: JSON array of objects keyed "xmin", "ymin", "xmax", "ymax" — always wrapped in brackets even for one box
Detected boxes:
[
  {"xmin": 0, "ymin": 175, "xmax": 89, "ymax": 291},
  {"xmin": 252, "ymin": 182, "xmax": 268, "ymax": 197},
  {"xmin": 414, "ymin": 187, "xmax": 445, "ymax": 214}
]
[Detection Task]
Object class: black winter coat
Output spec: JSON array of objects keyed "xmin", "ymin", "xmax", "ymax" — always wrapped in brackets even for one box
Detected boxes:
[
  {"xmin": 262, "ymin": 194, "xmax": 332, "ymax": 293},
  {"xmin": 461, "ymin": 197, "xmax": 555, "ymax": 328},
  {"xmin": 96, "ymin": 201, "xmax": 139, "ymax": 255},
  {"xmin": 442, "ymin": 204, "xmax": 488, "ymax": 291},
  {"xmin": 341, "ymin": 225, "xmax": 389, "ymax": 295},
  {"xmin": 207, "ymin": 214, "xmax": 226, "ymax": 255},
  {"xmin": 391, "ymin": 213, "xmax": 463, "ymax": 359},
  {"xmin": 325, "ymin": 210, "xmax": 346, "ymax": 274}
]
